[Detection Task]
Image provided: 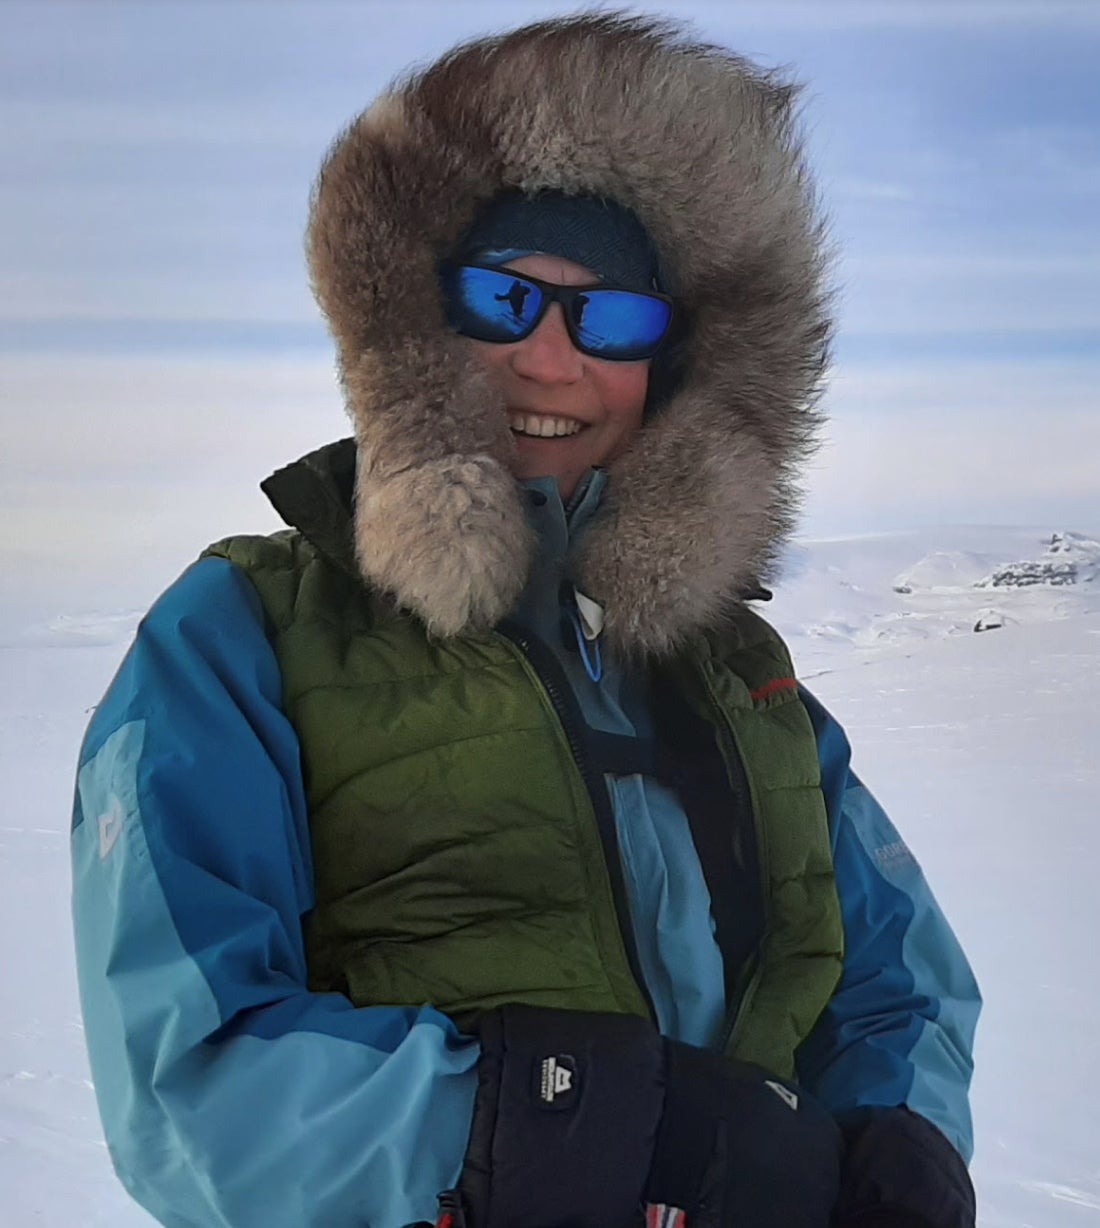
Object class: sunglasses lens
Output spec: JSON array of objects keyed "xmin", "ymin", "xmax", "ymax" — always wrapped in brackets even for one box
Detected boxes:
[
  {"xmin": 441, "ymin": 264, "xmax": 673, "ymax": 360},
  {"xmin": 441, "ymin": 265, "xmax": 543, "ymax": 342},
  {"xmin": 570, "ymin": 289, "xmax": 672, "ymax": 361}
]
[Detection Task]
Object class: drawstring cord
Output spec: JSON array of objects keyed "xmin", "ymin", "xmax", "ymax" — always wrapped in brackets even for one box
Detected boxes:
[{"xmin": 567, "ymin": 604, "xmax": 603, "ymax": 682}]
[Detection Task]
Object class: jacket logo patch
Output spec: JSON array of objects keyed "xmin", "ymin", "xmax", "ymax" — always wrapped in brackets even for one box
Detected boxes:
[
  {"xmin": 97, "ymin": 796, "xmax": 125, "ymax": 860},
  {"xmin": 764, "ymin": 1079, "xmax": 799, "ymax": 1111},
  {"xmin": 873, "ymin": 840, "xmax": 915, "ymax": 871},
  {"xmin": 536, "ymin": 1054, "xmax": 578, "ymax": 1110}
]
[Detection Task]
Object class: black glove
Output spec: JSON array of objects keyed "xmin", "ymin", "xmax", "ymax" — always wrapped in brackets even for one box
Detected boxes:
[
  {"xmin": 834, "ymin": 1106, "xmax": 976, "ymax": 1228},
  {"xmin": 449, "ymin": 1005, "xmax": 842, "ymax": 1228}
]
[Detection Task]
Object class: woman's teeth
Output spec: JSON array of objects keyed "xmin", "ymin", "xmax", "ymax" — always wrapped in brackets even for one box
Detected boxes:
[{"xmin": 509, "ymin": 413, "xmax": 583, "ymax": 438}]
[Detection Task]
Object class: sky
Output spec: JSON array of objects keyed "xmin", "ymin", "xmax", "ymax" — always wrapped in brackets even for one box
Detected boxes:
[{"xmin": 2, "ymin": 0, "xmax": 1098, "ymax": 623}]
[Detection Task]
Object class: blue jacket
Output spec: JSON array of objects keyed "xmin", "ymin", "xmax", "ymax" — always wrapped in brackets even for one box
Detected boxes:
[{"xmin": 72, "ymin": 482, "xmax": 979, "ymax": 1228}]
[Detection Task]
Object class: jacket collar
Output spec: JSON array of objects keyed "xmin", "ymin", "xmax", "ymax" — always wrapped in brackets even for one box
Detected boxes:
[
  {"xmin": 261, "ymin": 439, "xmax": 359, "ymax": 579},
  {"xmin": 262, "ymin": 442, "xmax": 608, "ymax": 586}
]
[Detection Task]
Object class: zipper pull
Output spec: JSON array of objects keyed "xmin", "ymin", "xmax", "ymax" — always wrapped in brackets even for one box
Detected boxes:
[
  {"xmin": 435, "ymin": 1189, "xmax": 468, "ymax": 1228},
  {"xmin": 569, "ymin": 586, "xmax": 604, "ymax": 682},
  {"xmin": 573, "ymin": 587, "xmax": 604, "ymax": 641}
]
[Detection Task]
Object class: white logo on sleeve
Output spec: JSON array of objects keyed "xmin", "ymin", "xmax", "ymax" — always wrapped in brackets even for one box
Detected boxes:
[
  {"xmin": 97, "ymin": 796, "xmax": 125, "ymax": 859},
  {"xmin": 764, "ymin": 1080, "xmax": 799, "ymax": 1111}
]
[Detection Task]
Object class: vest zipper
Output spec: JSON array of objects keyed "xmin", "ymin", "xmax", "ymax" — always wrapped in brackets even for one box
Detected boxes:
[
  {"xmin": 706, "ymin": 699, "xmax": 768, "ymax": 1054},
  {"xmin": 496, "ymin": 623, "xmax": 658, "ymax": 1024}
]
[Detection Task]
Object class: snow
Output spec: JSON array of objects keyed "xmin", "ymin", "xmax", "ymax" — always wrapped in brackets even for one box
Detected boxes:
[{"xmin": 2, "ymin": 524, "xmax": 1098, "ymax": 1225}]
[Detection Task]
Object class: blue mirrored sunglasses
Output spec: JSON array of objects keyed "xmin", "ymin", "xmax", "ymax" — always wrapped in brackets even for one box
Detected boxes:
[{"xmin": 439, "ymin": 263, "xmax": 674, "ymax": 362}]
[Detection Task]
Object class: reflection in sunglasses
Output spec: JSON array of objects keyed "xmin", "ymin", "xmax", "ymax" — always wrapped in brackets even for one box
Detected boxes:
[{"xmin": 495, "ymin": 281, "xmax": 533, "ymax": 320}]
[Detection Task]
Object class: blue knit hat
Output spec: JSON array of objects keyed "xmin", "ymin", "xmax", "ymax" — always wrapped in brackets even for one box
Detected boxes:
[{"xmin": 457, "ymin": 190, "xmax": 663, "ymax": 292}]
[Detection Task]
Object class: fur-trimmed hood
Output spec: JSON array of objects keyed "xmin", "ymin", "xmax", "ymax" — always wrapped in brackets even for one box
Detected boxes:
[{"xmin": 307, "ymin": 13, "xmax": 831, "ymax": 659}]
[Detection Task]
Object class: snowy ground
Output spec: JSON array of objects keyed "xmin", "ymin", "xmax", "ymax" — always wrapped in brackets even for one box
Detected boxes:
[
  {"xmin": 1, "ymin": 525, "xmax": 1098, "ymax": 1225},
  {"xmin": 768, "ymin": 527, "xmax": 1100, "ymax": 1228}
]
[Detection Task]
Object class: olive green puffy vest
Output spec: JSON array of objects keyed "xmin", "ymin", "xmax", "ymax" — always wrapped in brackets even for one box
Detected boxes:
[{"xmin": 205, "ymin": 444, "xmax": 843, "ymax": 1078}]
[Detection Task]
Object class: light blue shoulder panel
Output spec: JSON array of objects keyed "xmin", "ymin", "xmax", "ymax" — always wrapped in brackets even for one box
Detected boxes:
[
  {"xmin": 796, "ymin": 688, "xmax": 981, "ymax": 1162},
  {"xmin": 72, "ymin": 557, "xmax": 477, "ymax": 1228}
]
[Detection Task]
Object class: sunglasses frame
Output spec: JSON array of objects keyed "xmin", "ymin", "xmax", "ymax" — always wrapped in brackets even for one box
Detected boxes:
[{"xmin": 440, "ymin": 261, "xmax": 675, "ymax": 362}]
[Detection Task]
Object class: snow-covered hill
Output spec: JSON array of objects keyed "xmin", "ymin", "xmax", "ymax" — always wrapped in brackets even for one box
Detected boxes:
[
  {"xmin": 2, "ymin": 524, "xmax": 1098, "ymax": 1226},
  {"xmin": 767, "ymin": 525, "xmax": 1100, "ymax": 676}
]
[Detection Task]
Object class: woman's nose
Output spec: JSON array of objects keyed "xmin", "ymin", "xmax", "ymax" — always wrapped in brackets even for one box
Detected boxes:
[{"xmin": 510, "ymin": 304, "xmax": 584, "ymax": 383}]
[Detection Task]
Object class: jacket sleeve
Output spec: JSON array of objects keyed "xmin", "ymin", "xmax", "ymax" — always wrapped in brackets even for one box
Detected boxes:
[
  {"xmin": 72, "ymin": 556, "xmax": 478, "ymax": 1228},
  {"xmin": 794, "ymin": 688, "xmax": 981, "ymax": 1165}
]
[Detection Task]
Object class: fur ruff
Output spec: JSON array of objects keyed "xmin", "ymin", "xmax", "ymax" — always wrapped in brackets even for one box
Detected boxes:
[{"xmin": 307, "ymin": 13, "xmax": 831, "ymax": 658}]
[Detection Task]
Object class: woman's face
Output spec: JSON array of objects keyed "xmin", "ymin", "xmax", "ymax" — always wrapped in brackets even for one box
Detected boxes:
[{"xmin": 467, "ymin": 253, "xmax": 650, "ymax": 501}]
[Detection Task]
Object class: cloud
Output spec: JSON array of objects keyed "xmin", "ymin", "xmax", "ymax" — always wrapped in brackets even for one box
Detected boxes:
[
  {"xmin": 0, "ymin": 353, "xmax": 345, "ymax": 483},
  {"xmin": 0, "ymin": 98, "xmax": 326, "ymax": 152},
  {"xmin": 0, "ymin": 272, "xmax": 317, "ymax": 325},
  {"xmin": 833, "ymin": 178, "xmax": 919, "ymax": 204},
  {"xmin": 682, "ymin": 1, "xmax": 1100, "ymax": 29},
  {"xmin": 989, "ymin": 124, "xmax": 1100, "ymax": 194},
  {"xmin": 803, "ymin": 357, "xmax": 1100, "ymax": 533},
  {"xmin": 4, "ymin": 347, "xmax": 1098, "ymax": 626},
  {"xmin": 0, "ymin": 351, "xmax": 349, "ymax": 622},
  {"xmin": 837, "ymin": 253, "xmax": 1100, "ymax": 334}
]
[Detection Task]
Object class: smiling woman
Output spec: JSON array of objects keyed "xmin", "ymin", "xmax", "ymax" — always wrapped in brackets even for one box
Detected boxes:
[{"xmin": 70, "ymin": 14, "xmax": 979, "ymax": 1228}]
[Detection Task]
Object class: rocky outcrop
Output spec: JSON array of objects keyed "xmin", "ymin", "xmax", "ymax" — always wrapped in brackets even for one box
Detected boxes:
[
  {"xmin": 978, "ymin": 560, "xmax": 1078, "ymax": 589},
  {"xmin": 976, "ymin": 532, "xmax": 1098, "ymax": 590}
]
